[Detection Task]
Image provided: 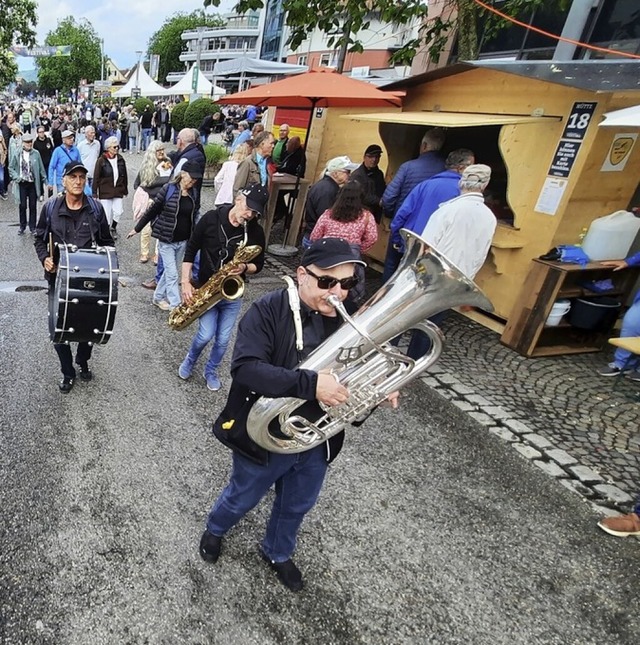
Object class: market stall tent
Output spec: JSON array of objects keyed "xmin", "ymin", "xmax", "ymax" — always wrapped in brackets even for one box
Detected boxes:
[
  {"xmin": 167, "ymin": 64, "xmax": 226, "ymax": 99},
  {"xmin": 113, "ymin": 62, "xmax": 169, "ymax": 98}
]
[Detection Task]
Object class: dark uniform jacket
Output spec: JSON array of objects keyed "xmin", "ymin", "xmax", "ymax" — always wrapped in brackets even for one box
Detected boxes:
[
  {"xmin": 213, "ymin": 288, "xmax": 357, "ymax": 465},
  {"xmin": 183, "ymin": 204, "xmax": 266, "ymax": 286},
  {"xmin": 34, "ymin": 195, "xmax": 113, "ymax": 283}
]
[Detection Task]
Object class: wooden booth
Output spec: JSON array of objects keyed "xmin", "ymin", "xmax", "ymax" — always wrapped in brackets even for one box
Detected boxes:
[{"xmin": 345, "ymin": 61, "xmax": 640, "ymax": 356}]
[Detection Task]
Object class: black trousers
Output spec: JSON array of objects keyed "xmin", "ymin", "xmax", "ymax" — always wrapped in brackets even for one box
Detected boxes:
[
  {"xmin": 53, "ymin": 343, "xmax": 93, "ymax": 380},
  {"xmin": 18, "ymin": 181, "xmax": 37, "ymax": 232}
]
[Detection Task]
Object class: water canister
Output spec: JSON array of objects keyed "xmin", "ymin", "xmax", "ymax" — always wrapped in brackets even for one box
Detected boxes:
[{"xmin": 581, "ymin": 210, "xmax": 640, "ymax": 261}]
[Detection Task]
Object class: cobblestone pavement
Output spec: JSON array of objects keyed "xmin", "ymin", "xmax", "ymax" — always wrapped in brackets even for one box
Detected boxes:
[{"xmin": 261, "ymin": 222, "xmax": 640, "ymax": 516}]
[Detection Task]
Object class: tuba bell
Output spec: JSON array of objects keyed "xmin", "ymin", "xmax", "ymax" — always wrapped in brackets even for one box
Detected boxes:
[{"xmin": 247, "ymin": 229, "xmax": 494, "ymax": 454}]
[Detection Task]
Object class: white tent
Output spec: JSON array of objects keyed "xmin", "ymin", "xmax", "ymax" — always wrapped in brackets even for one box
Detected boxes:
[
  {"xmin": 167, "ymin": 64, "xmax": 226, "ymax": 100},
  {"xmin": 599, "ymin": 105, "xmax": 640, "ymax": 127},
  {"xmin": 212, "ymin": 56, "xmax": 307, "ymax": 77},
  {"xmin": 113, "ymin": 62, "xmax": 169, "ymax": 98}
]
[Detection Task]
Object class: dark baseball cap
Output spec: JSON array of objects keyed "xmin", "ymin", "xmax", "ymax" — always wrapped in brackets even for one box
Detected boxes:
[
  {"xmin": 240, "ymin": 183, "xmax": 269, "ymax": 217},
  {"xmin": 181, "ymin": 160, "xmax": 204, "ymax": 180},
  {"xmin": 364, "ymin": 144, "xmax": 383, "ymax": 156},
  {"xmin": 301, "ymin": 238, "xmax": 366, "ymax": 269},
  {"xmin": 63, "ymin": 161, "xmax": 88, "ymax": 176}
]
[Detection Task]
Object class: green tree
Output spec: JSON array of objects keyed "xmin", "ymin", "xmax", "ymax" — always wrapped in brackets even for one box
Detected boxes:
[
  {"xmin": 37, "ymin": 17, "xmax": 102, "ymax": 95},
  {"xmin": 148, "ymin": 10, "xmax": 225, "ymax": 84},
  {"xmin": 204, "ymin": 0, "xmax": 571, "ymax": 69},
  {"xmin": 184, "ymin": 97, "xmax": 220, "ymax": 129},
  {"xmin": 0, "ymin": 0, "xmax": 37, "ymax": 89},
  {"xmin": 169, "ymin": 101, "xmax": 189, "ymax": 132}
]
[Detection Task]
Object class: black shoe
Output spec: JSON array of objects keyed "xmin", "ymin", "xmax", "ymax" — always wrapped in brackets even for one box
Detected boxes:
[
  {"xmin": 17, "ymin": 229, "xmax": 25, "ymax": 235},
  {"xmin": 59, "ymin": 377, "xmax": 74, "ymax": 393},
  {"xmin": 199, "ymin": 529, "xmax": 222, "ymax": 563},
  {"xmin": 78, "ymin": 366, "xmax": 92, "ymax": 381},
  {"xmin": 259, "ymin": 548, "xmax": 303, "ymax": 592}
]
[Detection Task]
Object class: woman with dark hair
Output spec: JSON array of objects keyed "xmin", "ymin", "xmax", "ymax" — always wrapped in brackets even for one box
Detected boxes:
[{"xmin": 309, "ymin": 181, "xmax": 377, "ymax": 302}]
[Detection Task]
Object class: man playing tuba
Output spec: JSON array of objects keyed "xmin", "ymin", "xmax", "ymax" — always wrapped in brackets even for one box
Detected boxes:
[
  {"xmin": 199, "ymin": 238, "xmax": 399, "ymax": 591},
  {"xmin": 178, "ymin": 184, "xmax": 267, "ymax": 391}
]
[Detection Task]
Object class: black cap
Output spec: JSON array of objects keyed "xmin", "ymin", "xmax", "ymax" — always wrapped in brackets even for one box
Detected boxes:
[
  {"xmin": 240, "ymin": 183, "xmax": 269, "ymax": 217},
  {"xmin": 62, "ymin": 161, "xmax": 88, "ymax": 177},
  {"xmin": 301, "ymin": 238, "xmax": 366, "ymax": 269},
  {"xmin": 364, "ymin": 144, "xmax": 383, "ymax": 156},
  {"xmin": 181, "ymin": 160, "xmax": 204, "ymax": 180}
]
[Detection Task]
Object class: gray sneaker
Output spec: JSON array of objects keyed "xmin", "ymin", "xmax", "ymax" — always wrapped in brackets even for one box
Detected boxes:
[
  {"xmin": 626, "ymin": 371, "xmax": 640, "ymax": 382},
  {"xmin": 598, "ymin": 363, "xmax": 624, "ymax": 377}
]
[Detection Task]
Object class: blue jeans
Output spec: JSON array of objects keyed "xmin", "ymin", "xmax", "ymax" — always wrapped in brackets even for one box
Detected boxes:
[
  {"xmin": 184, "ymin": 299, "xmax": 242, "ymax": 377},
  {"xmin": 207, "ymin": 445, "xmax": 328, "ymax": 562},
  {"xmin": 154, "ymin": 241, "xmax": 186, "ymax": 308},
  {"xmin": 141, "ymin": 128, "xmax": 152, "ymax": 151},
  {"xmin": 382, "ymin": 238, "xmax": 403, "ymax": 283},
  {"xmin": 613, "ymin": 300, "xmax": 640, "ymax": 369}
]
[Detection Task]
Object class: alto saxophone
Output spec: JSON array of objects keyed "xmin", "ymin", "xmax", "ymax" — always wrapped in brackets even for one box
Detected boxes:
[{"xmin": 168, "ymin": 225, "xmax": 262, "ymax": 331}]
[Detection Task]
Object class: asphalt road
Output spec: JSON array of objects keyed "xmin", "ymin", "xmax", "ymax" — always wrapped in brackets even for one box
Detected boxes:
[{"xmin": 1, "ymin": 160, "xmax": 639, "ymax": 645}]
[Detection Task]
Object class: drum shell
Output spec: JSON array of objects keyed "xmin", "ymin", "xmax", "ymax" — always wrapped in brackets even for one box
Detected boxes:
[{"xmin": 49, "ymin": 246, "xmax": 118, "ymax": 345}]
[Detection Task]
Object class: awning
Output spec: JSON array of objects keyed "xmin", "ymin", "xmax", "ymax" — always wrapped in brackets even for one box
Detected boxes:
[{"xmin": 342, "ymin": 111, "xmax": 560, "ymax": 127}]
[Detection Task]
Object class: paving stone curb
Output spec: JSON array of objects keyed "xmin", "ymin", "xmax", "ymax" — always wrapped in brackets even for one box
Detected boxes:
[{"xmin": 423, "ymin": 372, "xmax": 634, "ymax": 515}]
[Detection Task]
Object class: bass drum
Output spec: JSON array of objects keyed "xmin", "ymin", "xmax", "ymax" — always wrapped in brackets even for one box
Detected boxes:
[{"xmin": 49, "ymin": 245, "xmax": 119, "ymax": 345}]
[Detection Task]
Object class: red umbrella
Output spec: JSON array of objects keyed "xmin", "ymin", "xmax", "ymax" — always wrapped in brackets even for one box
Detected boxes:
[
  {"xmin": 217, "ymin": 67, "xmax": 403, "ymax": 110},
  {"xmin": 218, "ymin": 68, "xmax": 402, "ymax": 254}
]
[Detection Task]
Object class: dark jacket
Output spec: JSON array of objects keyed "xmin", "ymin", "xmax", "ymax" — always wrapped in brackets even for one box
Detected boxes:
[
  {"xmin": 381, "ymin": 150, "xmax": 445, "ymax": 217},
  {"xmin": 184, "ymin": 204, "xmax": 266, "ymax": 285},
  {"xmin": 277, "ymin": 147, "xmax": 306, "ymax": 178},
  {"xmin": 135, "ymin": 181, "xmax": 197, "ymax": 243},
  {"xmin": 302, "ymin": 174, "xmax": 340, "ymax": 237},
  {"xmin": 213, "ymin": 288, "xmax": 357, "ymax": 465},
  {"xmin": 350, "ymin": 163, "xmax": 386, "ymax": 222},
  {"xmin": 34, "ymin": 195, "xmax": 113, "ymax": 280},
  {"xmin": 93, "ymin": 154, "xmax": 128, "ymax": 199},
  {"xmin": 33, "ymin": 136, "xmax": 54, "ymax": 171}
]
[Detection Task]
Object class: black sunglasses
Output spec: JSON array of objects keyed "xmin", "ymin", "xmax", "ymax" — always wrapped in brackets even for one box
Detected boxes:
[{"xmin": 305, "ymin": 266, "xmax": 358, "ymax": 290}]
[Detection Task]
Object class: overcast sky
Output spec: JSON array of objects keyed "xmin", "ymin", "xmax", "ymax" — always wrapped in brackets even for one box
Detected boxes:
[{"xmin": 18, "ymin": 0, "xmax": 236, "ymax": 71}]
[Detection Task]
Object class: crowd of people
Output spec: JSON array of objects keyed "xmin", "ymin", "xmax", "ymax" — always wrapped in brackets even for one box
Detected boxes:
[{"xmin": 3, "ymin": 94, "xmax": 639, "ymax": 593}]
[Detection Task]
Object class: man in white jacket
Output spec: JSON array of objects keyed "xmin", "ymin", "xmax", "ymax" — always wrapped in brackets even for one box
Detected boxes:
[
  {"xmin": 422, "ymin": 163, "xmax": 496, "ymax": 280},
  {"xmin": 406, "ymin": 164, "xmax": 496, "ymax": 360}
]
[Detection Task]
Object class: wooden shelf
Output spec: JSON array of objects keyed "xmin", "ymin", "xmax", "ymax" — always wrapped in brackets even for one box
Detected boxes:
[{"xmin": 500, "ymin": 259, "xmax": 640, "ymax": 358}]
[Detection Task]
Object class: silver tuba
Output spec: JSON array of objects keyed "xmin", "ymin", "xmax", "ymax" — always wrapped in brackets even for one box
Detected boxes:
[{"xmin": 247, "ymin": 229, "xmax": 494, "ymax": 454}]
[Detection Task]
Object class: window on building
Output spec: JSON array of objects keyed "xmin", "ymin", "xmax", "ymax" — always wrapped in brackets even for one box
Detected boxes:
[
  {"xmin": 319, "ymin": 53, "xmax": 332, "ymax": 66},
  {"xmin": 587, "ymin": 0, "xmax": 640, "ymax": 57},
  {"xmin": 297, "ymin": 55, "xmax": 308, "ymax": 66}
]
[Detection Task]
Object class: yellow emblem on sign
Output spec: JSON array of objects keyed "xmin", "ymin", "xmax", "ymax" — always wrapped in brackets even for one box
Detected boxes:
[{"xmin": 609, "ymin": 136, "xmax": 634, "ymax": 166}]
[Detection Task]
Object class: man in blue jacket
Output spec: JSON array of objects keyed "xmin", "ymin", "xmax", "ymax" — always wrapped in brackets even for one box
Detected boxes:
[
  {"xmin": 48, "ymin": 130, "xmax": 81, "ymax": 194},
  {"xmin": 199, "ymin": 238, "xmax": 370, "ymax": 592},
  {"xmin": 384, "ymin": 148, "xmax": 475, "ymax": 281}
]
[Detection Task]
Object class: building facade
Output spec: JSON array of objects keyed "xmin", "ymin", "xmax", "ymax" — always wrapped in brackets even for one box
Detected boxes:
[
  {"xmin": 412, "ymin": 0, "xmax": 640, "ymax": 74},
  {"xmin": 167, "ymin": 12, "xmax": 262, "ymax": 83}
]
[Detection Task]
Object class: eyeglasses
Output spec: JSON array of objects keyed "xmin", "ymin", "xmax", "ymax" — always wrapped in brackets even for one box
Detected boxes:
[
  {"xmin": 304, "ymin": 266, "xmax": 358, "ymax": 290},
  {"xmin": 111, "ymin": 146, "xmax": 120, "ymax": 150}
]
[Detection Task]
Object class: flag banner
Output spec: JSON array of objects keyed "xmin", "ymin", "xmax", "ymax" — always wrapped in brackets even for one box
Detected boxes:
[{"xmin": 10, "ymin": 45, "xmax": 72, "ymax": 57}]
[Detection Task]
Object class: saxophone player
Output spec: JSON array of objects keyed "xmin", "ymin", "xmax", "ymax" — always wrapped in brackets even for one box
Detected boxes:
[
  {"xmin": 178, "ymin": 184, "xmax": 267, "ymax": 391},
  {"xmin": 199, "ymin": 238, "xmax": 398, "ymax": 592}
]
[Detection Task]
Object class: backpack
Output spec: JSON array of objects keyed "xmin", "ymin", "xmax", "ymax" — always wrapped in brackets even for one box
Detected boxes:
[{"xmin": 42, "ymin": 194, "xmax": 103, "ymax": 241}]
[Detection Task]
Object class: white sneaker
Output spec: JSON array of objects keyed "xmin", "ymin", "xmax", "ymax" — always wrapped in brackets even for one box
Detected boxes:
[{"xmin": 153, "ymin": 300, "xmax": 171, "ymax": 311}]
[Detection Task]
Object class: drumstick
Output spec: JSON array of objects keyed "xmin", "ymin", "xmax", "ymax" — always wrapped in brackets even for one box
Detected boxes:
[{"xmin": 49, "ymin": 233, "xmax": 54, "ymax": 259}]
